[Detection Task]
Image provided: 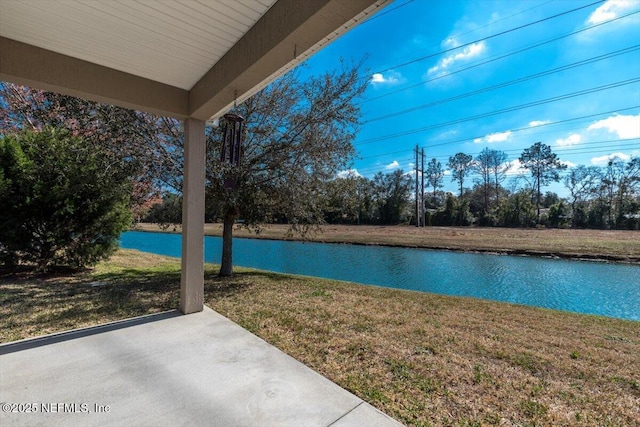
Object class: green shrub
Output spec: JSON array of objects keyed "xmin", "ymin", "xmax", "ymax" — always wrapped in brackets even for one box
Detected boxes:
[{"xmin": 0, "ymin": 128, "xmax": 132, "ymax": 271}]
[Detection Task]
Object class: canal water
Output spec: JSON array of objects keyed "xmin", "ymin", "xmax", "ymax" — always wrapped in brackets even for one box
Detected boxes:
[{"xmin": 120, "ymin": 231, "xmax": 640, "ymax": 321}]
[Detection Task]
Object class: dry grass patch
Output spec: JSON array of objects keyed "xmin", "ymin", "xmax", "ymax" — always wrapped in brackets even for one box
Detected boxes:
[
  {"xmin": 0, "ymin": 251, "xmax": 181, "ymax": 342},
  {"xmin": 205, "ymin": 269, "xmax": 639, "ymax": 427},
  {"xmin": 2, "ymin": 249, "xmax": 638, "ymax": 426}
]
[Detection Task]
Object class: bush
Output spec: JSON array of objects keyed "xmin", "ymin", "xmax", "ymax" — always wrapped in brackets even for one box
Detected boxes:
[
  {"xmin": 0, "ymin": 128, "xmax": 132, "ymax": 271},
  {"xmin": 143, "ymin": 192, "xmax": 182, "ymax": 230},
  {"xmin": 478, "ymin": 213, "xmax": 498, "ymax": 227},
  {"xmin": 496, "ymin": 190, "xmax": 536, "ymax": 227},
  {"xmin": 547, "ymin": 202, "xmax": 568, "ymax": 228},
  {"xmin": 431, "ymin": 195, "xmax": 472, "ymax": 226}
]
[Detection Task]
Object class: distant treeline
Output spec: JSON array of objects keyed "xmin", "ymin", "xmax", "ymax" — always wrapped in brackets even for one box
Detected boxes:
[{"xmin": 146, "ymin": 146, "xmax": 639, "ymax": 230}]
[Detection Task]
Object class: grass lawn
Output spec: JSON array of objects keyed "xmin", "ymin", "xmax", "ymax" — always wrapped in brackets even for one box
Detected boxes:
[
  {"xmin": 1, "ymin": 249, "xmax": 638, "ymax": 426},
  {"xmin": 136, "ymin": 223, "xmax": 640, "ymax": 263}
]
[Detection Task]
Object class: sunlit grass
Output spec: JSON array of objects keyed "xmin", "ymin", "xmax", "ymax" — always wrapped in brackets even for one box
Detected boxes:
[
  {"xmin": 207, "ymin": 269, "xmax": 639, "ymax": 426},
  {"xmin": 2, "ymin": 248, "xmax": 638, "ymax": 425},
  {"xmin": 0, "ymin": 251, "xmax": 181, "ymax": 342}
]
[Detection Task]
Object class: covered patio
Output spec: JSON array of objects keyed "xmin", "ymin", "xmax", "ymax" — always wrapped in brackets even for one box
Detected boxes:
[
  {"xmin": 0, "ymin": 0, "xmax": 401, "ymax": 425},
  {"xmin": 0, "ymin": 0, "xmax": 391, "ymax": 315},
  {"xmin": 1, "ymin": 307, "xmax": 401, "ymax": 426}
]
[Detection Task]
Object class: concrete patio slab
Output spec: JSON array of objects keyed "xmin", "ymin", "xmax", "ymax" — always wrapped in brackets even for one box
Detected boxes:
[{"xmin": 1, "ymin": 306, "xmax": 402, "ymax": 427}]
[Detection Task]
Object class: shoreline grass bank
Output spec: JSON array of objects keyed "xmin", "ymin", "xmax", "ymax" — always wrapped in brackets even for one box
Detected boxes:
[
  {"xmin": 134, "ymin": 223, "xmax": 640, "ymax": 264},
  {"xmin": 1, "ymin": 249, "xmax": 638, "ymax": 426}
]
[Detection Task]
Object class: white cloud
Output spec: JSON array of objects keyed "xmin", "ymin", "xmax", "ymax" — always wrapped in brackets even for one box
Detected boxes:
[
  {"xmin": 385, "ymin": 160, "xmax": 400, "ymax": 170},
  {"xmin": 556, "ymin": 134, "xmax": 582, "ymax": 147},
  {"xmin": 336, "ymin": 169, "xmax": 362, "ymax": 179},
  {"xmin": 474, "ymin": 130, "xmax": 512, "ymax": 144},
  {"xmin": 370, "ymin": 71, "xmax": 403, "ymax": 86},
  {"xmin": 486, "ymin": 131, "xmax": 512, "ymax": 143},
  {"xmin": 561, "ymin": 160, "xmax": 577, "ymax": 168},
  {"xmin": 371, "ymin": 73, "xmax": 385, "ymax": 83},
  {"xmin": 529, "ymin": 120, "xmax": 551, "ymax": 127},
  {"xmin": 587, "ymin": 114, "xmax": 640, "ymax": 139},
  {"xmin": 443, "ymin": 169, "xmax": 451, "ymax": 176},
  {"xmin": 590, "ymin": 152, "xmax": 631, "ymax": 165},
  {"xmin": 587, "ymin": 0, "xmax": 637, "ymax": 24},
  {"xmin": 428, "ymin": 41, "xmax": 486, "ymax": 75},
  {"xmin": 411, "ymin": 34, "xmax": 429, "ymax": 47},
  {"xmin": 436, "ymin": 129, "xmax": 458, "ymax": 139},
  {"xmin": 442, "ymin": 37, "xmax": 460, "ymax": 49},
  {"xmin": 505, "ymin": 159, "xmax": 527, "ymax": 176}
]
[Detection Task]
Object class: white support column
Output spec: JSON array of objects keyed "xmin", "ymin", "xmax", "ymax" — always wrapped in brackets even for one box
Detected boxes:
[{"xmin": 180, "ymin": 117, "xmax": 205, "ymax": 314}]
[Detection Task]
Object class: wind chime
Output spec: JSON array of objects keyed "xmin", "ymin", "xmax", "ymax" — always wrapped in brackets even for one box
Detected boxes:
[{"xmin": 220, "ymin": 112, "xmax": 244, "ymax": 189}]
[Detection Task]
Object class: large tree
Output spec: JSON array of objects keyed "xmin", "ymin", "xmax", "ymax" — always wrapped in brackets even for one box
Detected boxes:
[
  {"xmin": 323, "ymin": 173, "xmax": 362, "ymax": 224},
  {"xmin": 496, "ymin": 188, "xmax": 536, "ymax": 228},
  {"xmin": 473, "ymin": 148, "xmax": 509, "ymax": 215},
  {"xmin": 487, "ymin": 148, "xmax": 510, "ymax": 205},
  {"xmin": 601, "ymin": 156, "xmax": 640, "ymax": 228},
  {"xmin": 448, "ymin": 152, "xmax": 474, "ymax": 197},
  {"xmin": 563, "ymin": 165, "xmax": 602, "ymax": 227},
  {"xmin": 425, "ymin": 158, "xmax": 444, "ymax": 199},
  {"xmin": 518, "ymin": 142, "xmax": 566, "ymax": 222},
  {"xmin": 371, "ymin": 170, "xmax": 412, "ymax": 224},
  {"xmin": 205, "ymin": 64, "xmax": 367, "ymax": 276},
  {"xmin": 474, "ymin": 148, "xmax": 493, "ymax": 215},
  {"xmin": 0, "ymin": 128, "xmax": 132, "ymax": 270}
]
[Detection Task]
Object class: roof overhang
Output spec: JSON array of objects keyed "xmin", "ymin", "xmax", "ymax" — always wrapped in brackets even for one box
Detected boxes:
[{"xmin": 0, "ymin": 0, "xmax": 390, "ymax": 121}]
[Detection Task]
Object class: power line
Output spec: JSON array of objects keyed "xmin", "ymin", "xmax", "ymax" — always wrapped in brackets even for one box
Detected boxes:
[
  {"xmin": 364, "ymin": 9, "xmax": 640, "ymax": 104},
  {"xmin": 357, "ymin": 157, "xmax": 414, "ymax": 173},
  {"xmin": 353, "ymin": 145, "xmax": 638, "ymax": 179},
  {"xmin": 345, "ymin": 1, "xmax": 640, "ymax": 179},
  {"xmin": 548, "ymin": 142, "xmax": 640, "ymax": 156},
  {"xmin": 364, "ymin": 45, "xmax": 640, "ymax": 124},
  {"xmin": 421, "ymin": 147, "xmax": 425, "ymax": 226},
  {"xmin": 356, "ymin": 80, "xmax": 640, "ymax": 146},
  {"xmin": 360, "ymin": 0, "xmax": 415, "ymax": 25},
  {"xmin": 371, "ymin": 0, "xmax": 604, "ymax": 77},
  {"xmin": 415, "ymin": 144, "xmax": 420, "ymax": 226},
  {"xmin": 357, "ymin": 109, "xmax": 640, "ymax": 161},
  {"xmin": 422, "ymin": 106, "xmax": 640, "ymax": 150},
  {"xmin": 429, "ymin": 139, "xmax": 640, "ymax": 161},
  {"xmin": 368, "ymin": 0, "xmax": 554, "ymax": 74},
  {"xmin": 353, "ymin": 138, "xmax": 640, "ymax": 175},
  {"xmin": 360, "ymin": 84, "xmax": 640, "ymax": 146},
  {"xmin": 355, "ymin": 157, "xmax": 415, "ymax": 175},
  {"xmin": 416, "ymin": 141, "xmax": 636, "ymax": 163},
  {"xmin": 360, "ymin": 148, "xmax": 412, "ymax": 161}
]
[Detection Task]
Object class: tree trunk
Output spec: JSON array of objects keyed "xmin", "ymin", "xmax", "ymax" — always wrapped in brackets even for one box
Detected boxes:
[
  {"xmin": 536, "ymin": 174, "xmax": 541, "ymax": 223},
  {"xmin": 483, "ymin": 183, "xmax": 488, "ymax": 215},
  {"xmin": 219, "ymin": 209, "xmax": 237, "ymax": 277}
]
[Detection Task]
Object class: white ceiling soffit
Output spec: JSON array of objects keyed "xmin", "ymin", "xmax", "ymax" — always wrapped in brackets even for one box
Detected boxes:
[
  {"xmin": 0, "ymin": 0, "xmax": 277, "ymax": 90},
  {"xmin": 0, "ymin": 0, "xmax": 390, "ymax": 120}
]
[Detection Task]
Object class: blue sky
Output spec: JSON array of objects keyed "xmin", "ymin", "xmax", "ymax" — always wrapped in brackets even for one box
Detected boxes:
[{"xmin": 303, "ymin": 0, "xmax": 640, "ymax": 196}]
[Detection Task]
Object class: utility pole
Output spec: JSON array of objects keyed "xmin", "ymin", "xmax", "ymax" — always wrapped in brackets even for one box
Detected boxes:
[
  {"xmin": 421, "ymin": 147, "xmax": 425, "ymax": 227},
  {"xmin": 415, "ymin": 144, "xmax": 420, "ymax": 227}
]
